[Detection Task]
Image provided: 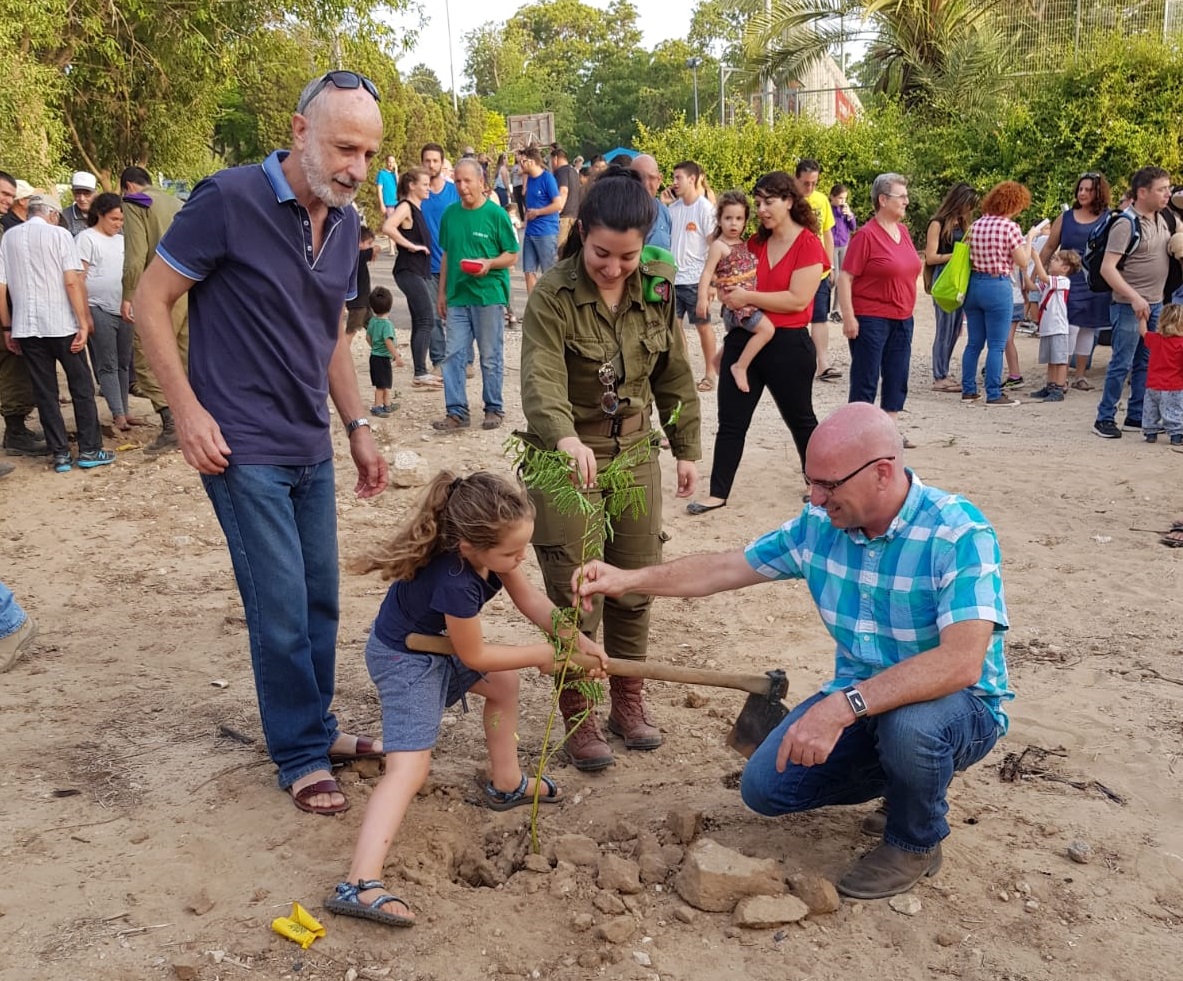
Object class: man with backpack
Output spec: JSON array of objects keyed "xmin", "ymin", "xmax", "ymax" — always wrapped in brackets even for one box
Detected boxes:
[{"xmin": 1092, "ymin": 166, "xmax": 1178, "ymax": 439}]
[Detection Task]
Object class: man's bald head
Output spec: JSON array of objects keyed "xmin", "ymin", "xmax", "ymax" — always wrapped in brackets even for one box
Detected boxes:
[
  {"xmin": 805, "ymin": 404, "xmax": 909, "ymax": 536},
  {"xmin": 810, "ymin": 402, "xmax": 903, "ymax": 464},
  {"xmin": 631, "ymin": 154, "xmax": 662, "ymax": 196},
  {"xmin": 292, "ymin": 80, "xmax": 383, "ymax": 208}
]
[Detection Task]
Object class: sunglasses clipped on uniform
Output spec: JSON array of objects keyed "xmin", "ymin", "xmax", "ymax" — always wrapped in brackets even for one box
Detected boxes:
[
  {"xmin": 598, "ymin": 363, "xmax": 620, "ymax": 416},
  {"xmin": 297, "ymin": 71, "xmax": 380, "ymax": 114}
]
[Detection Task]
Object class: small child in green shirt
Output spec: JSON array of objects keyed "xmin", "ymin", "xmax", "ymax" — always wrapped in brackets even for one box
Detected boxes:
[{"xmin": 366, "ymin": 287, "xmax": 403, "ymax": 415}]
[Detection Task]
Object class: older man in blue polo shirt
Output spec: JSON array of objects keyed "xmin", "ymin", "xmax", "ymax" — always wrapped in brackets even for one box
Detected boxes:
[
  {"xmin": 134, "ymin": 71, "xmax": 389, "ymax": 818},
  {"xmin": 574, "ymin": 402, "xmax": 1012, "ymax": 900}
]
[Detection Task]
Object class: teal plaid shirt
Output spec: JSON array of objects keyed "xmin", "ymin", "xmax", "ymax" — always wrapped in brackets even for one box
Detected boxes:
[{"xmin": 744, "ymin": 471, "xmax": 1013, "ymax": 732}]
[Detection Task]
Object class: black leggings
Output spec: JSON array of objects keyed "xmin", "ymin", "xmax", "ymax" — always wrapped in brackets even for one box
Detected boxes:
[
  {"xmin": 394, "ymin": 269, "xmax": 435, "ymax": 377},
  {"xmin": 709, "ymin": 327, "xmax": 818, "ymax": 501}
]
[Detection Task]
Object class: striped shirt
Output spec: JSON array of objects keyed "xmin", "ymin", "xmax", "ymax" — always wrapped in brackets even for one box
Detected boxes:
[
  {"xmin": 744, "ymin": 471, "xmax": 1013, "ymax": 732},
  {"xmin": 0, "ymin": 216, "xmax": 84, "ymax": 339}
]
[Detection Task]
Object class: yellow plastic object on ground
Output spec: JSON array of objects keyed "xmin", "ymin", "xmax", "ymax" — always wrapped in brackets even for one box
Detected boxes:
[{"xmin": 271, "ymin": 901, "xmax": 326, "ymax": 949}]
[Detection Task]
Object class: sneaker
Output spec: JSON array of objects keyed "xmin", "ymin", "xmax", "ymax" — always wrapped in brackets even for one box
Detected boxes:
[
  {"xmin": 371, "ymin": 405, "xmax": 386, "ymax": 416},
  {"xmin": 986, "ymin": 395, "xmax": 1020, "ymax": 406},
  {"xmin": 1029, "ymin": 384, "xmax": 1051, "ymax": 399},
  {"xmin": 481, "ymin": 411, "xmax": 504, "ymax": 431},
  {"xmin": 828, "ymin": 310, "xmax": 843, "ymax": 323},
  {"xmin": 77, "ymin": 449, "xmax": 116, "ymax": 469},
  {"xmin": 431, "ymin": 414, "xmax": 470, "ymax": 431},
  {"xmin": 1042, "ymin": 386, "xmax": 1065, "ymax": 402},
  {"xmin": 961, "ymin": 391, "xmax": 981, "ymax": 402},
  {"xmin": 1002, "ymin": 375, "xmax": 1024, "ymax": 389},
  {"xmin": 1093, "ymin": 419, "xmax": 1122, "ymax": 439},
  {"xmin": 1121, "ymin": 416, "xmax": 1143, "ymax": 431},
  {"xmin": 1172, "ymin": 435, "xmax": 1183, "ymax": 446},
  {"xmin": 52, "ymin": 452, "xmax": 73, "ymax": 473},
  {"xmin": 1145, "ymin": 433, "xmax": 1159, "ymax": 443},
  {"xmin": 0, "ymin": 461, "xmax": 13, "ymax": 479}
]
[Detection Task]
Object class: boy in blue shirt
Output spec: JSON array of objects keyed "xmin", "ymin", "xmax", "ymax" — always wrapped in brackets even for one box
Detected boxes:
[{"xmin": 366, "ymin": 287, "xmax": 403, "ymax": 415}]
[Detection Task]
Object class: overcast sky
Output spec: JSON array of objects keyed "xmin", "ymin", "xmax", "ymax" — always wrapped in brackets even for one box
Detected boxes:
[{"xmin": 391, "ymin": 0, "xmax": 686, "ymax": 90}]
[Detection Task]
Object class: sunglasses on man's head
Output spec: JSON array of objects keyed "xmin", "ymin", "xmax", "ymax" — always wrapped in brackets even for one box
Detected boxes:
[{"xmin": 297, "ymin": 71, "xmax": 380, "ymax": 114}]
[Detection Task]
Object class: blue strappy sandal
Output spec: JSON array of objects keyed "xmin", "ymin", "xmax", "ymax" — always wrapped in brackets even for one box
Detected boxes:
[
  {"xmin": 483, "ymin": 773, "xmax": 563, "ymax": 811},
  {"xmin": 324, "ymin": 879, "xmax": 414, "ymax": 928}
]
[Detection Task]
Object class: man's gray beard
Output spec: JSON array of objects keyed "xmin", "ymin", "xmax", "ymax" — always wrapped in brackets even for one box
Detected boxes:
[{"xmin": 304, "ymin": 142, "xmax": 359, "ymax": 208}]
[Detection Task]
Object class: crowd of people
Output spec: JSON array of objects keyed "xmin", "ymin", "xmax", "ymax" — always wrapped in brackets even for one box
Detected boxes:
[{"xmin": 7, "ymin": 67, "xmax": 1183, "ymax": 935}]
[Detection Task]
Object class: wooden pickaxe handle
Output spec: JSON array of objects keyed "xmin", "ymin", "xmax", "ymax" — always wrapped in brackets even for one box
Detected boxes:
[{"xmin": 405, "ymin": 633, "xmax": 781, "ymax": 698}]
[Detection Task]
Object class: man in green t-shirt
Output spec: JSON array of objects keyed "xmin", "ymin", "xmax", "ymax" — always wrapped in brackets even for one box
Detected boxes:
[
  {"xmin": 797, "ymin": 159, "xmax": 840, "ymax": 382},
  {"xmin": 433, "ymin": 158, "xmax": 520, "ymax": 432}
]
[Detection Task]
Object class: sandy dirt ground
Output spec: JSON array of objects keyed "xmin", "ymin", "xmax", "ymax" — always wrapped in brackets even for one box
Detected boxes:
[{"xmin": 1, "ymin": 258, "xmax": 1181, "ymax": 981}]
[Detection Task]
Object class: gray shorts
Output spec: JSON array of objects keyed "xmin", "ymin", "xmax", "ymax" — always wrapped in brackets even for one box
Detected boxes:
[
  {"xmin": 1038, "ymin": 333, "xmax": 1070, "ymax": 365},
  {"xmin": 365, "ymin": 630, "xmax": 484, "ymax": 751}
]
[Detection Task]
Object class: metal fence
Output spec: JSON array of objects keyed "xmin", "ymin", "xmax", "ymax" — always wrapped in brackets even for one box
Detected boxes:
[{"xmin": 999, "ymin": 0, "xmax": 1183, "ymax": 72}]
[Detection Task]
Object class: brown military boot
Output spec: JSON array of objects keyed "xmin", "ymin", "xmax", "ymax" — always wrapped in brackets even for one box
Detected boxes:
[
  {"xmin": 558, "ymin": 688, "xmax": 614, "ymax": 771},
  {"xmin": 607, "ymin": 676, "xmax": 663, "ymax": 750}
]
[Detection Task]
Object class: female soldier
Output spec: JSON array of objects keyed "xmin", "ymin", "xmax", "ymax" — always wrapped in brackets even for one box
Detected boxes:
[{"xmin": 519, "ymin": 167, "xmax": 702, "ymax": 771}]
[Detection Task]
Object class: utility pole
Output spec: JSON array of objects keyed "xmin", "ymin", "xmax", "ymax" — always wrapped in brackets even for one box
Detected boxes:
[
  {"xmin": 763, "ymin": 0, "xmax": 774, "ymax": 126},
  {"xmin": 687, "ymin": 57, "xmax": 702, "ymax": 124},
  {"xmin": 445, "ymin": 0, "xmax": 458, "ymax": 112}
]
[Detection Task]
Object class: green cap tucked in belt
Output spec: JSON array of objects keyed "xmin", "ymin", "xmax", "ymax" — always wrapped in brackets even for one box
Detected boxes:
[{"xmin": 639, "ymin": 245, "xmax": 677, "ymax": 304}]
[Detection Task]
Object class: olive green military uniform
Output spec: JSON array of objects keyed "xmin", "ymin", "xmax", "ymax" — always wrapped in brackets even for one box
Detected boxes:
[
  {"xmin": 520, "ymin": 253, "xmax": 701, "ymax": 661},
  {"xmin": 122, "ymin": 187, "xmax": 188, "ymax": 413}
]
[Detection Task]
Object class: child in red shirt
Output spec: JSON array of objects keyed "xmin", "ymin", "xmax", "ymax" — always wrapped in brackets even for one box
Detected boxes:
[{"xmin": 1139, "ymin": 303, "xmax": 1183, "ymax": 445}]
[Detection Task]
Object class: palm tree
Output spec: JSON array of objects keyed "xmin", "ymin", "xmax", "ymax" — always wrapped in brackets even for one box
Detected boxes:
[{"xmin": 744, "ymin": 0, "xmax": 1014, "ymax": 115}]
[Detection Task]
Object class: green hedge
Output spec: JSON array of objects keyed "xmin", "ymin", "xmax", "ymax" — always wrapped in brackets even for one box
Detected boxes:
[{"xmin": 639, "ymin": 37, "xmax": 1183, "ymax": 244}]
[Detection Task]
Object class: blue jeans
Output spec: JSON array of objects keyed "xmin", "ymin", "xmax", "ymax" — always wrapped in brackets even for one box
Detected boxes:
[
  {"xmin": 0, "ymin": 580, "xmax": 29, "ymax": 639},
  {"xmin": 1097, "ymin": 301, "xmax": 1161, "ymax": 424},
  {"xmin": 961, "ymin": 272, "xmax": 1012, "ymax": 400},
  {"xmin": 740, "ymin": 689, "xmax": 999, "ymax": 852},
  {"xmin": 202, "ymin": 462, "xmax": 341, "ymax": 789},
  {"xmin": 443, "ymin": 304, "xmax": 505, "ymax": 419},
  {"xmin": 427, "ymin": 274, "xmax": 447, "ymax": 367},
  {"xmin": 847, "ymin": 315, "xmax": 913, "ymax": 412}
]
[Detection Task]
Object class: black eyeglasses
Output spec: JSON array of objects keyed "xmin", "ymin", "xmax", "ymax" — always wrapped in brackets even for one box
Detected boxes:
[
  {"xmin": 297, "ymin": 71, "xmax": 380, "ymax": 114},
  {"xmin": 598, "ymin": 363, "xmax": 620, "ymax": 417},
  {"xmin": 805, "ymin": 456, "xmax": 895, "ymax": 493}
]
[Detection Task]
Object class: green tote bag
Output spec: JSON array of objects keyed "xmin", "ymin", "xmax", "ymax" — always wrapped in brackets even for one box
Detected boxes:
[{"xmin": 931, "ymin": 237, "xmax": 971, "ymax": 313}]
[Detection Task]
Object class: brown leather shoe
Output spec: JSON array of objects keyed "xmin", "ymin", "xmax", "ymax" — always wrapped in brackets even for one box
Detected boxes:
[
  {"xmin": 606, "ymin": 676, "xmax": 663, "ymax": 750},
  {"xmin": 837, "ymin": 842, "xmax": 942, "ymax": 899},
  {"xmin": 860, "ymin": 801, "xmax": 888, "ymax": 837},
  {"xmin": 558, "ymin": 689, "xmax": 613, "ymax": 771}
]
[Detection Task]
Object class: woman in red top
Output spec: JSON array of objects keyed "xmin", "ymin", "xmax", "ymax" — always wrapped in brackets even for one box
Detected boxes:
[
  {"xmin": 836, "ymin": 174, "xmax": 923, "ymax": 436},
  {"xmin": 687, "ymin": 171, "xmax": 827, "ymax": 514}
]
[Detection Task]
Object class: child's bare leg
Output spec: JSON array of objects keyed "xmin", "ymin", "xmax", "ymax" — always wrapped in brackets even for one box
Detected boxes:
[
  {"xmin": 342, "ymin": 749, "xmax": 432, "ymax": 918},
  {"xmin": 695, "ymin": 322, "xmax": 717, "ymax": 383},
  {"xmin": 1050, "ymin": 363, "xmax": 1068, "ymax": 387},
  {"xmin": 469, "ymin": 670, "xmax": 554, "ymax": 796},
  {"xmin": 731, "ymin": 318, "xmax": 774, "ymax": 393},
  {"xmin": 1004, "ymin": 324, "xmax": 1021, "ymax": 377}
]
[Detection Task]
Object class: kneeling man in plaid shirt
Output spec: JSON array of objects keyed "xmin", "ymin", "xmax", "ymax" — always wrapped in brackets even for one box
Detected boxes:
[{"xmin": 574, "ymin": 401, "xmax": 1012, "ymax": 900}]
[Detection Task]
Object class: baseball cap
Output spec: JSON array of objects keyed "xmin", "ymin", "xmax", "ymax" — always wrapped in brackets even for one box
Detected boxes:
[
  {"xmin": 71, "ymin": 171, "xmax": 98, "ymax": 191},
  {"xmin": 13, "ymin": 180, "xmax": 35, "ymax": 201},
  {"xmin": 28, "ymin": 193, "xmax": 62, "ymax": 213}
]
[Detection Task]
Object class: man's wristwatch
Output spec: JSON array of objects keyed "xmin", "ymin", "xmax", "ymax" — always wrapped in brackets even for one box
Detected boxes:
[
  {"xmin": 345, "ymin": 418, "xmax": 370, "ymax": 436},
  {"xmin": 841, "ymin": 686, "xmax": 868, "ymax": 719}
]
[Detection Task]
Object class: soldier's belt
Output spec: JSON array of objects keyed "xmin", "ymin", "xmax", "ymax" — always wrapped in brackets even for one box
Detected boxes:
[{"xmin": 574, "ymin": 412, "xmax": 648, "ymax": 438}]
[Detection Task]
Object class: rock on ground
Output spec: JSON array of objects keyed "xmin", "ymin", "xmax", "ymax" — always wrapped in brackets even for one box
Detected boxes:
[
  {"xmin": 733, "ymin": 894, "xmax": 810, "ymax": 928},
  {"xmin": 674, "ymin": 838, "xmax": 785, "ymax": 912},
  {"xmin": 597, "ymin": 854, "xmax": 643, "ymax": 894},
  {"xmin": 787, "ymin": 872, "xmax": 841, "ymax": 914}
]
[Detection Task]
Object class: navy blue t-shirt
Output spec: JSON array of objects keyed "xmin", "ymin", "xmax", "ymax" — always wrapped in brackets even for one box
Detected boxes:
[
  {"xmin": 156, "ymin": 151, "xmax": 358, "ymax": 466},
  {"xmin": 525, "ymin": 170, "xmax": 560, "ymax": 238},
  {"xmin": 373, "ymin": 552, "xmax": 502, "ymax": 651}
]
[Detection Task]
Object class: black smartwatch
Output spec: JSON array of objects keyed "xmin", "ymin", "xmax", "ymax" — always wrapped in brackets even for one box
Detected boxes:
[{"xmin": 842, "ymin": 686, "xmax": 868, "ymax": 719}]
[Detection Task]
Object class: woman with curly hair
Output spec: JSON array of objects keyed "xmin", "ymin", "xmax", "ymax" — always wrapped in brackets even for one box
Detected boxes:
[
  {"xmin": 1038, "ymin": 172, "xmax": 1112, "ymax": 389},
  {"xmin": 961, "ymin": 181, "xmax": 1037, "ymax": 406}
]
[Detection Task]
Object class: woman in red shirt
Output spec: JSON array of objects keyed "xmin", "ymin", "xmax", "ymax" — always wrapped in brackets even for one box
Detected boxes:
[
  {"xmin": 836, "ymin": 174, "xmax": 923, "ymax": 437},
  {"xmin": 687, "ymin": 171, "xmax": 827, "ymax": 514}
]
